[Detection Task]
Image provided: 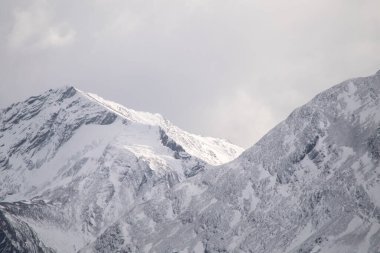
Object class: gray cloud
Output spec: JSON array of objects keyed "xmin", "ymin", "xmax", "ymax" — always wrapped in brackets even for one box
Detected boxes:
[{"xmin": 1, "ymin": 0, "xmax": 380, "ymax": 147}]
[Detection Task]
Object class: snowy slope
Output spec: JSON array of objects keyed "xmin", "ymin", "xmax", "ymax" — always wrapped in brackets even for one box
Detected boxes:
[
  {"xmin": 80, "ymin": 71, "xmax": 380, "ymax": 253},
  {"xmin": 81, "ymin": 91, "xmax": 242, "ymax": 166},
  {"xmin": 0, "ymin": 86, "xmax": 242, "ymax": 252}
]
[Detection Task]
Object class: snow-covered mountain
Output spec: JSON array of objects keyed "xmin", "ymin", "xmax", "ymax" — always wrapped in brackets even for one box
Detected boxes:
[
  {"xmin": 0, "ymin": 86, "xmax": 243, "ymax": 200},
  {"xmin": 1, "ymin": 70, "xmax": 380, "ymax": 253},
  {"xmin": 80, "ymin": 71, "xmax": 380, "ymax": 253},
  {"xmin": 0, "ymin": 86, "xmax": 243, "ymax": 252}
]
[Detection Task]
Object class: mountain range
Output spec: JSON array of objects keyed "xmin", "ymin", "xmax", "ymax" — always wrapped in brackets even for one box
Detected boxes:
[{"xmin": 1, "ymin": 70, "xmax": 380, "ymax": 252}]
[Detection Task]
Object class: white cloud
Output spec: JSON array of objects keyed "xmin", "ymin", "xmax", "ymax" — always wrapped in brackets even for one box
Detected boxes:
[
  {"xmin": 8, "ymin": 0, "xmax": 75, "ymax": 50},
  {"xmin": 38, "ymin": 26, "xmax": 75, "ymax": 48}
]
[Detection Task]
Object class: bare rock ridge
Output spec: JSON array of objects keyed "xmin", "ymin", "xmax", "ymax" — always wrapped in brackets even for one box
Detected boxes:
[{"xmin": 0, "ymin": 70, "xmax": 380, "ymax": 253}]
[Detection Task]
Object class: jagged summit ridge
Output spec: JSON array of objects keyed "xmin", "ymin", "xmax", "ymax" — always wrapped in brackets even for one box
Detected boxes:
[
  {"xmin": 76, "ymin": 87, "xmax": 244, "ymax": 165},
  {"xmin": 0, "ymin": 86, "xmax": 242, "ymax": 202},
  {"xmin": 1, "ymin": 85, "xmax": 242, "ymax": 167},
  {"xmin": 77, "ymin": 85, "xmax": 243, "ymax": 165}
]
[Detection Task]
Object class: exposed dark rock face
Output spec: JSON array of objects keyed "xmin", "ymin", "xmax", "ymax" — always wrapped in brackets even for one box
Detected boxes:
[
  {"xmin": 159, "ymin": 128, "xmax": 191, "ymax": 160},
  {"xmin": 0, "ymin": 208, "xmax": 53, "ymax": 253},
  {"xmin": 368, "ymin": 127, "xmax": 380, "ymax": 160}
]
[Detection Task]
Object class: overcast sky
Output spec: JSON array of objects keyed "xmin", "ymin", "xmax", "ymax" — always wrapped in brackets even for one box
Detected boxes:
[{"xmin": 0, "ymin": 0, "xmax": 379, "ymax": 148}]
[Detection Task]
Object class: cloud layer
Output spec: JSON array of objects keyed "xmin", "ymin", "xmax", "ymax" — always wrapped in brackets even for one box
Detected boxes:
[{"xmin": 1, "ymin": 0, "xmax": 380, "ymax": 147}]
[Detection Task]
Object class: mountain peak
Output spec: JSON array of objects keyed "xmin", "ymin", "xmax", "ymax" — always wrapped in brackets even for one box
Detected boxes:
[
  {"xmin": 0, "ymin": 87, "xmax": 243, "ymax": 202},
  {"xmin": 46, "ymin": 85, "xmax": 77, "ymax": 96}
]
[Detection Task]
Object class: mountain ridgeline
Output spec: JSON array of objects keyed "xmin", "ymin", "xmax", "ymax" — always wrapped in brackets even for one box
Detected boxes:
[{"xmin": 0, "ymin": 71, "xmax": 380, "ymax": 253}]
